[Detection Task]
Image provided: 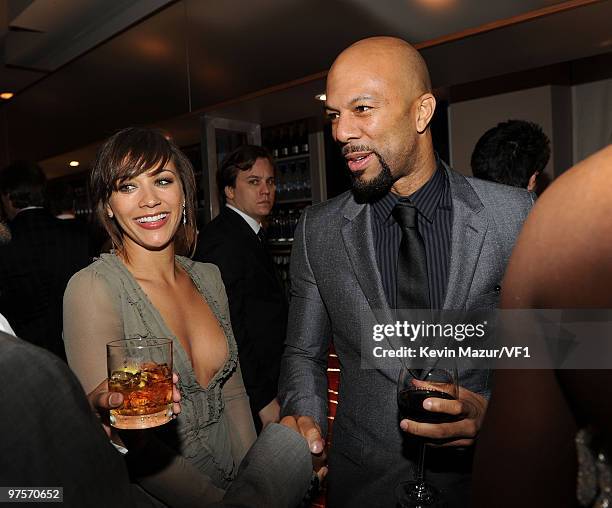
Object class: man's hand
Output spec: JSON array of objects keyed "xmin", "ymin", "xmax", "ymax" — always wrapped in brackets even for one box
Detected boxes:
[
  {"xmin": 258, "ymin": 398, "xmax": 281, "ymax": 429},
  {"xmin": 87, "ymin": 373, "xmax": 182, "ymax": 438},
  {"xmin": 280, "ymin": 416, "xmax": 328, "ymax": 482},
  {"xmin": 400, "ymin": 383, "xmax": 488, "ymax": 447}
]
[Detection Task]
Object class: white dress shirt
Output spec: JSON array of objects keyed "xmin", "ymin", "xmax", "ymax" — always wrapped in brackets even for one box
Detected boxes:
[
  {"xmin": 226, "ymin": 204, "xmax": 262, "ymax": 235},
  {"xmin": 0, "ymin": 312, "xmax": 16, "ymax": 336}
]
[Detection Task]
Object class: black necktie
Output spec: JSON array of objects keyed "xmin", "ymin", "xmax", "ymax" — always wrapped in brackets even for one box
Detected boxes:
[
  {"xmin": 392, "ymin": 200, "xmax": 430, "ymax": 309},
  {"xmin": 257, "ymin": 228, "xmax": 266, "ymax": 243}
]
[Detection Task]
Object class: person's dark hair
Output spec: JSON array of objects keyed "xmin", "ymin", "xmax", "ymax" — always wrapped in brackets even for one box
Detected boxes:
[
  {"xmin": 217, "ymin": 145, "xmax": 275, "ymax": 204},
  {"xmin": 48, "ymin": 182, "xmax": 75, "ymax": 216},
  {"xmin": 0, "ymin": 160, "xmax": 47, "ymax": 209},
  {"xmin": 471, "ymin": 120, "xmax": 551, "ymax": 189},
  {"xmin": 89, "ymin": 127, "xmax": 197, "ymax": 256}
]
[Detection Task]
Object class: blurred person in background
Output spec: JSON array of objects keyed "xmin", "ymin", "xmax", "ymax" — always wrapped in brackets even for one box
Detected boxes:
[
  {"xmin": 471, "ymin": 119, "xmax": 550, "ymax": 193},
  {"xmin": 195, "ymin": 145, "xmax": 288, "ymax": 433},
  {"xmin": 48, "ymin": 180, "xmax": 99, "ymax": 257},
  {"xmin": 49, "ymin": 181, "xmax": 77, "ymax": 220},
  {"xmin": 0, "ymin": 199, "xmax": 11, "ymax": 245},
  {"xmin": 0, "ymin": 160, "xmax": 89, "ymax": 360}
]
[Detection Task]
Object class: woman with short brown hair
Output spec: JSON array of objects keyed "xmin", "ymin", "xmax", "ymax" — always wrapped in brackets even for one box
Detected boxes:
[{"xmin": 63, "ymin": 127, "xmax": 256, "ymax": 506}]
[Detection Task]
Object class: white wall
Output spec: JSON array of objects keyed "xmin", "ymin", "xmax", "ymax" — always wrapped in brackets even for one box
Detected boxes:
[{"xmin": 572, "ymin": 78, "xmax": 612, "ymax": 164}]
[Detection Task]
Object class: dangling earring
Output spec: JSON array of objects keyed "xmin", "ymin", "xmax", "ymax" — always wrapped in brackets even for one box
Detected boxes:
[
  {"xmin": 108, "ymin": 210, "xmax": 114, "ymax": 219},
  {"xmin": 182, "ymin": 201, "xmax": 187, "ymax": 225}
]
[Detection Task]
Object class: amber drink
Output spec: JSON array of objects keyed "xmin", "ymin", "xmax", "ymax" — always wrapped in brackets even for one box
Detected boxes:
[{"xmin": 107, "ymin": 338, "xmax": 173, "ymax": 429}]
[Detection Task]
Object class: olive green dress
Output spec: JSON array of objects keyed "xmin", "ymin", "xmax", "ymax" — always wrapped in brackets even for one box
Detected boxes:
[{"xmin": 63, "ymin": 253, "xmax": 256, "ymax": 507}]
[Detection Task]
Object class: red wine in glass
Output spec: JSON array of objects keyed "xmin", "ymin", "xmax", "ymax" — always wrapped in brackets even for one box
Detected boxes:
[
  {"xmin": 396, "ymin": 367, "xmax": 459, "ymax": 507},
  {"xmin": 398, "ymin": 388, "xmax": 460, "ymax": 424}
]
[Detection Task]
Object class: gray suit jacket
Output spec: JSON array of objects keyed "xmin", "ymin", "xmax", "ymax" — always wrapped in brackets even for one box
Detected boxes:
[{"xmin": 278, "ymin": 166, "xmax": 534, "ymax": 507}]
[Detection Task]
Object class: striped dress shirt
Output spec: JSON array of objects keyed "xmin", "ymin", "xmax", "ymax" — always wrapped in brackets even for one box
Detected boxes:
[{"xmin": 371, "ymin": 161, "xmax": 452, "ymax": 310}]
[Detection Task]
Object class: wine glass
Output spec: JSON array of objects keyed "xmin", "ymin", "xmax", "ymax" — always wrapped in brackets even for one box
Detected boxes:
[{"xmin": 396, "ymin": 366, "xmax": 459, "ymax": 507}]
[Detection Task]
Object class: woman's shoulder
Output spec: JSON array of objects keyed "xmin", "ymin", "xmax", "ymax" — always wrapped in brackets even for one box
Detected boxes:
[
  {"xmin": 177, "ymin": 256, "xmax": 225, "ymax": 297},
  {"xmin": 177, "ymin": 256, "xmax": 222, "ymax": 279},
  {"xmin": 65, "ymin": 254, "xmax": 123, "ymax": 296}
]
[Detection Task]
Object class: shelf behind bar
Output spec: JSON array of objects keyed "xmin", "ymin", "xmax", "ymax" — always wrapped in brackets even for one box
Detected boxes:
[{"xmin": 275, "ymin": 153, "xmax": 310, "ymax": 163}]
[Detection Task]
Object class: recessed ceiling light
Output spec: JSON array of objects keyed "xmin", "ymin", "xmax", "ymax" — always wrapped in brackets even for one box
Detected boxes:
[
  {"xmin": 0, "ymin": 92, "xmax": 14, "ymax": 100},
  {"xmin": 315, "ymin": 93, "xmax": 326, "ymax": 101},
  {"xmin": 69, "ymin": 160, "xmax": 80, "ymax": 167},
  {"xmin": 416, "ymin": 0, "xmax": 455, "ymax": 8}
]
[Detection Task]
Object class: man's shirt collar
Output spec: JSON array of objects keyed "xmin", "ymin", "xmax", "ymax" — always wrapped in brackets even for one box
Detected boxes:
[
  {"xmin": 371, "ymin": 158, "xmax": 448, "ymax": 225},
  {"xmin": 226, "ymin": 204, "xmax": 261, "ymax": 234}
]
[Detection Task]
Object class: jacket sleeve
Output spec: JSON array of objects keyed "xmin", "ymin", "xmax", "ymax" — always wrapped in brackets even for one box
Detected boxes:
[
  {"xmin": 277, "ymin": 208, "xmax": 332, "ymax": 436},
  {"xmin": 210, "ymin": 423, "xmax": 312, "ymax": 508}
]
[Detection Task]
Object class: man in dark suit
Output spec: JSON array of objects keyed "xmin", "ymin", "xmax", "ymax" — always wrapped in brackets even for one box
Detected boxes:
[
  {"xmin": 195, "ymin": 145, "xmax": 288, "ymax": 432},
  {"xmin": 278, "ymin": 37, "xmax": 534, "ymax": 507},
  {"xmin": 0, "ymin": 161, "xmax": 90, "ymax": 360}
]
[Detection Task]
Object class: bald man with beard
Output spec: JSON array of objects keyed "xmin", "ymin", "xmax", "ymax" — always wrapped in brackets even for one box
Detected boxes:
[{"xmin": 278, "ymin": 37, "xmax": 534, "ymax": 507}]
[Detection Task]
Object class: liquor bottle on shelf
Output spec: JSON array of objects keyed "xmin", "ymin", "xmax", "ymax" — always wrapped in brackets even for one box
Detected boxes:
[
  {"xmin": 271, "ymin": 127, "xmax": 280, "ymax": 158},
  {"xmin": 268, "ymin": 212, "xmax": 277, "ymax": 242},
  {"xmin": 301, "ymin": 161, "xmax": 312, "ymax": 198},
  {"xmin": 279, "ymin": 126, "xmax": 290, "ymax": 157},
  {"xmin": 263, "ymin": 118, "xmax": 314, "ymax": 206},
  {"xmin": 275, "ymin": 162, "xmax": 286, "ymax": 202},
  {"xmin": 299, "ymin": 121, "xmax": 309, "ymax": 154},
  {"xmin": 287, "ymin": 209, "xmax": 296, "ymax": 241},
  {"xmin": 268, "ymin": 213, "xmax": 278, "ymax": 241},
  {"xmin": 276, "ymin": 210, "xmax": 287, "ymax": 242},
  {"xmin": 290, "ymin": 123, "xmax": 300, "ymax": 155},
  {"xmin": 283, "ymin": 163, "xmax": 293, "ymax": 200},
  {"xmin": 295, "ymin": 160, "xmax": 308, "ymax": 199}
]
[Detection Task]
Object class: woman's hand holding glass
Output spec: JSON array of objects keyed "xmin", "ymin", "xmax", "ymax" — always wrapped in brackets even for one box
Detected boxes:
[{"xmin": 87, "ymin": 372, "xmax": 181, "ymax": 439}]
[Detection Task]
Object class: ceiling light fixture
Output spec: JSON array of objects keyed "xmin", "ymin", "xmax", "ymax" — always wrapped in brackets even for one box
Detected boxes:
[
  {"xmin": 416, "ymin": 0, "xmax": 455, "ymax": 9},
  {"xmin": 0, "ymin": 92, "xmax": 14, "ymax": 100},
  {"xmin": 69, "ymin": 160, "xmax": 80, "ymax": 167},
  {"xmin": 315, "ymin": 93, "xmax": 326, "ymax": 101}
]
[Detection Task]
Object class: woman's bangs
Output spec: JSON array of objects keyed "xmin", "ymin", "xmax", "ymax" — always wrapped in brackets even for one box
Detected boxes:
[{"xmin": 112, "ymin": 148, "xmax": 173, "ymax": 188}]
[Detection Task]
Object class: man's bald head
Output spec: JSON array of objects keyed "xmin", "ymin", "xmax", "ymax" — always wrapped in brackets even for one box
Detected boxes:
[
  {"xmin": 329, "ymin": 36, "xmax": 431, "ymax": 101},
  {"xmin": 325, "ymin": 36, "xmax": 438, "ymax": 200}
]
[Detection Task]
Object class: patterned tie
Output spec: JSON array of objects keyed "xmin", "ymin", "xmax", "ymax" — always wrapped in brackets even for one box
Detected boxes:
[{"xmin": 392, "ymin": 200, "xmax": 430, "ymax": 309}]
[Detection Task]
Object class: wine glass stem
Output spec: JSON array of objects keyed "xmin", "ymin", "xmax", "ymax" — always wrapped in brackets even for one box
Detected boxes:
[{"xmin": 415, "ymin": 441, "xmax": 426, "ymax": 483}]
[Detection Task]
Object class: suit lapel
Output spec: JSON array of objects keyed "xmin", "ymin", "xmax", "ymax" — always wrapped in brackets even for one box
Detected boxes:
[
  {"xmin": 340, "ymin": 170, "xmax": 489, "ymax": 374},
  {"xmin": 340, "ymin": 198, "xmax": 395, "ymax": 327},
  {"xmin": 223, "ymin": 207, "xmax": 277, "ymax": 278},
  {"xmin": 413, "ymin": 167, "xmax": 488, "ymax": 376},
  {"xmin": 442, "ymin": 167, "xmax": 488, "ymax": 310}
]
